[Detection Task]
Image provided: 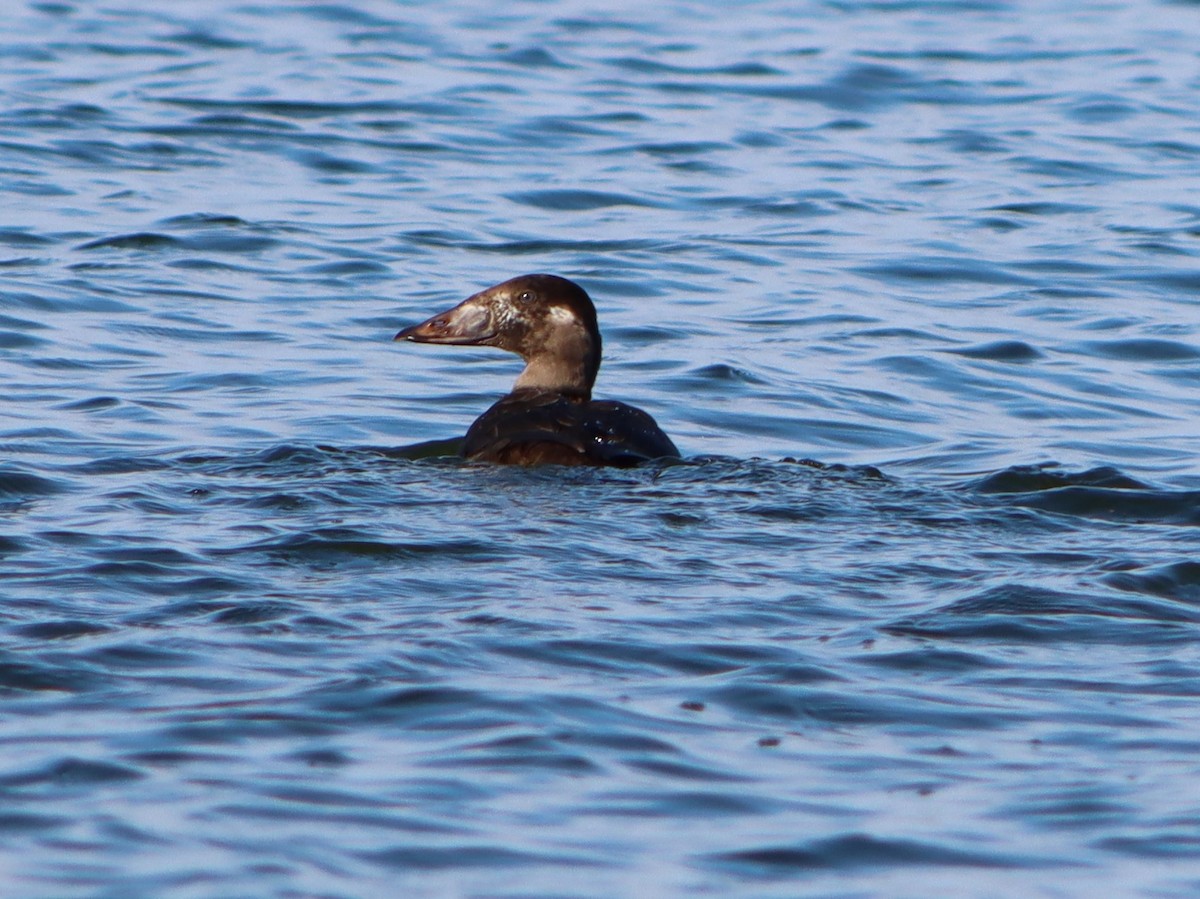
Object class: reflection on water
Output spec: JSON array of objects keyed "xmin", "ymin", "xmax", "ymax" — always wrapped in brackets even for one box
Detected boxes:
[{"xmin": 2, "ymin": 0, "xmax": 1200, "ymax": 895}]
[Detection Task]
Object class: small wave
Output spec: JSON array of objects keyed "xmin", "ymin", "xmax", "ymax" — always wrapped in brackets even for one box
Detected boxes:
[
  {"xmin": 0, "ymin": 228, "xmax": 55, "ymax": 248},
  {"xmin": 11, "ymin": 620, "xmax": 112, "ymax": 641},
  {"xmin": 945, "ymin": 340, "xmax": 1043, "ymax": 362},
  {"xmin": 708, "ymin": 832, "xmax": 1043, "ymax": 873},
  {"xmin": 0, "ymin": 469, "xmax": 66, "ymax": 497},
  {"xmin": 1079, "ymin": 338, "xmax": 1200, "ymax": 362},
  {"xmin": 1103, "ymin": 561, "xmax": 1200, "ymax": 605},
  {"xmin": 973, "ymin": 465, "xmax": 1150, "ymax": 493},
  {"xmin": 76, "ymin": 232, "xmax": 181, "ymax": 251},
  {"xmin": 607, "ymin": 56, "xmax": 781, "ymax": 78},
  {"xmin": 154, "ymin": 96, "xmax": 428, "ymax": 119},
  {"xmin": 400, "ymin": 229, "xmax": 664, "ymax": 255},
  {"xmin": 505, "ymin": 189, "xmax": 661, "ymax": 211},
  {"xmin": 0, "ymin": 757, "xmax": 142, "ymax": 787},
  {"xmin": 886, "ymin": 583, "xmax": 1200, "ymax": 645},
  {"xmin": 363, "ymin": 844, "xmax": 590, "ymax": 872},
  {"xmin": 0, "ymin": 657, "xmax": 90, "ymax": 693},
  {"xmin": 972, "ymin": 465, "xmax": 1200, "ymax": 526},
  {"xmin": 77, "ymin": 226, "xmax": 279, "ymax": 256},
  {"xmin": 217, "ymin": 530, "xmax": 500, "ymax": 567},
  {"xmin": 723, "ymin": 61, "xmax": 990, "ymax": 111},
  {"xmin": 855, "ymin": 257, "xmax": 1033, "ymax": 286}
]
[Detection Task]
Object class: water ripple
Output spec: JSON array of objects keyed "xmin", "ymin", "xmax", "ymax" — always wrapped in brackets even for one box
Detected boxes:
[{"xmin": 4, "ymin": 0, "xmax": 1200, "ymax": 895}]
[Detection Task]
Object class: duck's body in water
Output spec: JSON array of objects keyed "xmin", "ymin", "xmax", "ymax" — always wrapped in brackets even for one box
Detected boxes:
[{"xmin": 395, "ymin": 274, "xmax": 679, "ymax": 467}]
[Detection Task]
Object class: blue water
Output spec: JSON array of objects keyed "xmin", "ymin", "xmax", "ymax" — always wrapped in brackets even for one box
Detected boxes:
[{"xmin": 3, "ymin": 0, "xmax": 1200, "ymax": 895}]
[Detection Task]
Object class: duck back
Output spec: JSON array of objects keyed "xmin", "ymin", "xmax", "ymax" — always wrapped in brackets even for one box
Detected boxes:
[{"xmin": 463, "ymin": 389, "xmax": 679, "ymax": 467}]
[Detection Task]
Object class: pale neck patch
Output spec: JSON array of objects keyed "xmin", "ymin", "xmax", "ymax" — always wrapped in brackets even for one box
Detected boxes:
[{"xmin": 546, "ymin": 305, "xmax": 577, "ymax": 325}]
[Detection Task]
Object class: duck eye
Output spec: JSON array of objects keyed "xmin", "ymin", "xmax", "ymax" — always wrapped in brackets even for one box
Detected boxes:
[{"xmin": 518, "ymin": 291, "xmax": 535, "ymax": 304}]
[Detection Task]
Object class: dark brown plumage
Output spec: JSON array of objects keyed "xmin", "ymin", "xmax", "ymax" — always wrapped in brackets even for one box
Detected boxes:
[{"xmin": 395, "ymin": 274, "xmax": 679, "ymax": 466}]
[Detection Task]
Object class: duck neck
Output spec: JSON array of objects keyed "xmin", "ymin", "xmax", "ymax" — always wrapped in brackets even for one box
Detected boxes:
[
  {"xmin": 514, "ymin": 354, "xmax": 594, "ymax": 399},
  {"xmin": 512, "ymin": 324, "xmax": 599, "ymax": 399}
]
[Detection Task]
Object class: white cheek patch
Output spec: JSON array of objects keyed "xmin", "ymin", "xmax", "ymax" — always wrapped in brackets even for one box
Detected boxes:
[{"xmin": 547, "ymin": 305, "xmax": 577, "ymax": 325}]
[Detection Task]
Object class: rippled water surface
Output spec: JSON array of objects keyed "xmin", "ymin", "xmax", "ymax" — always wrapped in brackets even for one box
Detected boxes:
[{"xmin": 4, "ymin": 0, "xmax": 1200, "ymax": 895}]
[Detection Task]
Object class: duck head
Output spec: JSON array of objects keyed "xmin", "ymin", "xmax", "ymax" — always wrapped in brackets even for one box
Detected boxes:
[{"xmin": 395, "ymin": 274, "xmax": 602, "ymax": 398}]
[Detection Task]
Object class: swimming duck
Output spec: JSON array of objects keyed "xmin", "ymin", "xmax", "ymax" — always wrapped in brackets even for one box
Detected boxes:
[{"xmin": 395, "ymin": 274, "xmax": 680, "ymax": 467}]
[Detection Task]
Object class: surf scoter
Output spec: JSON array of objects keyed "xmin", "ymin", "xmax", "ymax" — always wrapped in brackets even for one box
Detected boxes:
[{"xmin": 395, "ymin": 274, "xmax": 680, "ymax": 467}]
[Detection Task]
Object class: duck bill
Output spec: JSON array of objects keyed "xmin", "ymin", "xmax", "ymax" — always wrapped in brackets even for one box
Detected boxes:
[{"xmin": 394, "ymin": 297, "xmax": 495, "ymax": 345}]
